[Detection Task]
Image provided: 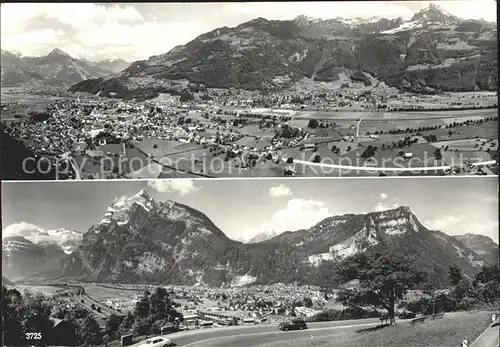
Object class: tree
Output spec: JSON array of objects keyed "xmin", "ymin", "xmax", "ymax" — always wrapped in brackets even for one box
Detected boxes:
[
  {"xmin": 307, "ymin": 119, "xmax": 319, "ymax": 129},
  {"xmin": 105, "ymin": 314, "xmax": 123, "ymax": 340},
  {"xmin": 448, "ymin": 265, "xmax": 463, "ymax": 286},
  {"xmin": 119, "ymin": 312, "xmax": 135, "ymax": 333},
  {"xmin": 303, "ymin": 297, "xmax": 313, "ymax": 308},
  {"xmin": 132, "ymin": 318, "xmax": 150, "ymax": 336},
  {"xmin": 134, "ymin": 293, "xmax": 150, "ymax": 318},
  {"xmin": 80, "ymin": 316, "xmax": 103, "ymax": 346},
  {"xmin": 3, "ymin": 286, "xmax": 25, "ymax": 346},
  {"xmin": 335, "ymin": 251, "xmax": 426, "ymax": 325}
]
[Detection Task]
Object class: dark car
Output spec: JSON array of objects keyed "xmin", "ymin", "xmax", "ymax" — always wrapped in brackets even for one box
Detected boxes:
[
  {"xmin": 397, "ymin": 310, "xmax": 416, "ymax": 319},
  {"xmin": 278, "ymin": 318, "xmax": 308, "ymax": 331}
]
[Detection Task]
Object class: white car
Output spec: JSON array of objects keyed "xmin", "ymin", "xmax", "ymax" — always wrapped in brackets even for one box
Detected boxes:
[{"xmin": 137, "ymin": 336, "xmax": 173, "ymax": 347}]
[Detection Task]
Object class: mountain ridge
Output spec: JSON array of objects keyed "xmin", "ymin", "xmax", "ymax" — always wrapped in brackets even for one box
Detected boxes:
[
  {"xmin": 3, "ymin": 191, "xmax": 492, "ymax": 287},
  {"xmin": 1, "ymin": 48, "xmax": 131, "ymax": 87},
  {"xmin": 69, "ymin": 4, "xmax": 497, "ymax": 98}
]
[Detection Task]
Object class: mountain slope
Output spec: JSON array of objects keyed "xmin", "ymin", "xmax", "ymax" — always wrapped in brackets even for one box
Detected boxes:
[
  {"xmin": 267, "ymin": 206, "xmax": 486, "ymax": 283},
  {"xmin": 1, "ymin": 49, "xmax": 127, "ymax": 87},
  {"xmin": 56, "ymin": 192, "xmax": 488, "ymax": 287},
  {"xmin": 2, "ymin": 276, "xmax": 15, "ymax": 285},
  {"xmin": 2, "ymin": 236, "xmax": 68, "ymax": 281},
  {"xmin": 247, "ymin": 230, "xmax": 280, "ymax": 243},
  {"xmin": 1, "ymin": 123, "xmax": 57, "ymax": 180},
  {"xmin": 453, "ymin": 233, "xmax": 499, "ymax": 264},
  {"xmin": 69, "ymin": 4, "xmax": 497, "ymax": 98}
]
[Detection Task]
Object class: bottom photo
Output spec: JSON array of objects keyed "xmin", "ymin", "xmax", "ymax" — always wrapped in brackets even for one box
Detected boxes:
[{"xmin": 2, "ymin": 177, "xmax": 499, "ymax": 347}]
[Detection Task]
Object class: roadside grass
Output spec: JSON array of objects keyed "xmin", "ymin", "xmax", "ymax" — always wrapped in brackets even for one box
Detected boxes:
[
  {"xmin": 257, "ymin": 311, "xmax": 493, "ymax": 347},
  {"xmin": 339, "ymin": 311, "xmax": 493, "ymax": 347}
]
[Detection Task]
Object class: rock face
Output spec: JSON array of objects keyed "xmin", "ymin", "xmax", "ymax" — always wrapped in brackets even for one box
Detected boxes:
[
  {"xmin": 2, "ymin": 276, "xmax": 15, "ymax": 285},
  {"xmin": 69, "ymin": 4, "xmax": 496, "ymax": 98},
  {"xmin": 453, "ymin": 233, "xmax": 499, "ymax": 265},
  {"xmin": 247, "ymin": 230, "xmax": 280, "ymax": 244},
  {"xmin": 0, "ymin": 48, "xmax": 129, "ymax": 87},
  {"xmin": 2, "ymin": 236, "xmax": 68, "ymax": 281},
  {"xmin": 56, "ymin": 191, "xmax": 490, "ymax": 287}
]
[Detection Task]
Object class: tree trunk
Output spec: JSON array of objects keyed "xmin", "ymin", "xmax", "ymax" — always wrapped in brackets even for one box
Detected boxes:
[{"xmin": 388, "ymin": 296, "xmax": 396, "ymax": 326}]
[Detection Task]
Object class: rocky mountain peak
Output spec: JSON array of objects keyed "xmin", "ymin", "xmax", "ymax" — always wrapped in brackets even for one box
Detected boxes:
[
  {"xmin": 411, "ymin": 3, "xmax": 459, "ymax": 23},
  {"xmin": 47, "ymin": 48, "xmax": 70, "ymax": 57},
  {"xmin": 97, "ymin": 189, "xmax": 157, "ymax": 229}
]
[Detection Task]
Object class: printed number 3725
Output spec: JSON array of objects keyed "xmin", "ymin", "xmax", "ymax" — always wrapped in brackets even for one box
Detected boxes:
[{"xmin": 25, "ymin": 332, "xmax": 42, "ymax": 340}]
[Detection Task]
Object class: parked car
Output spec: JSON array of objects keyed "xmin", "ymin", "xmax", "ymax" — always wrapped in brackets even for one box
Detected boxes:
[
  {"xmin": 278, "ymin": 318, "xmax": 308, "ymax": 331},
  {"xmin": 137, "ymin": 336, "xmax": 173, "ymax": 347}
]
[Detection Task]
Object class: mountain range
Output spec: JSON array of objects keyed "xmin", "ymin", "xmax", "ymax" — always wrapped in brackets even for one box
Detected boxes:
[
  {"xmin": 0, "ymin": 48, "xmax": 130, "ymax": 88},
  {"xmin": 3, "ymin": 190, "xmax": 498, "ymax": 288},
  {"xmin": 453, "ymin": 233, "xmax": 500, "ymax": 264},
  {"xmin": 69, "ymin": 4, "xmax": 497, "ymax": 99}
]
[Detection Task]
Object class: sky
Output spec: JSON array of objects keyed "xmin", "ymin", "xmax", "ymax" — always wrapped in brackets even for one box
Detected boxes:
[
  {"xmin": 0, "ymin": 1, "xmax": 496, "ymax": 62},
  {"xmin": 2, "ymin": 177, "xmax": 498, "ymax": 244}
]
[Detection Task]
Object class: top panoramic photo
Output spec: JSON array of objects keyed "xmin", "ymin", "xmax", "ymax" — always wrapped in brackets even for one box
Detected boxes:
[{"xmin": 1, "ymin": 1, "xmax": 498, "ymax": 180}]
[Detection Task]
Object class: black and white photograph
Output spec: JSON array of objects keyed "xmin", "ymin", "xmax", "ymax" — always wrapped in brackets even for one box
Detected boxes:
[
  {"xmin": 1, "ymin": 1, "xmax": 499, "ymax": 347},
  {"xmin": 2, "ymin": 177, "xmax": 499, "ymax": 347},
  {"xmin": 0, "ymin": 1, "xmax": 498, "ymax": 180}
]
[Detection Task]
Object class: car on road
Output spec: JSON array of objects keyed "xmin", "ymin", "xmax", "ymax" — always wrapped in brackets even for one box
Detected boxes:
[
  {"xmin": 397, "ymin": 310, "xmax": 416, "ymax": 319},
  {"xmin": 278, "ymin": 318, "xmax": 308, "ymax": 331},
  {"xmin": 137, "ymin": 336, "xmax": 173, "ymax": 347}
]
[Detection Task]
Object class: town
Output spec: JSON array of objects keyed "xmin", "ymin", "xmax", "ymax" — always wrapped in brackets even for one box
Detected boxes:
[{"xmin": 1, "ymin": 80, "xmax": 498, "ymax": 179}]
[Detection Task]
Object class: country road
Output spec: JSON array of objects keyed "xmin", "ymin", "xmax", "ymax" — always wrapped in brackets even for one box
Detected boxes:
[
  {"xmin": 130, "ymin": 318, "xmax": 393, "ymax": 347},
  {"xmin": 293, "ymin": 158, "xmax": 453, "ymax": 172},
  {"xmin": 471, "ymin": 320, "xmax": 500, "ymax": 347}
]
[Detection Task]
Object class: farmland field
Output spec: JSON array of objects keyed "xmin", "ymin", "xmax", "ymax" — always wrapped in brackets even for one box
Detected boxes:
[
  {"xmin": 81, "ymin": 284, "xmax": 141, "ymax": 302},
  {"xmin": 11, "ymin": 285, "xmax": 66, "ymax": 296}
]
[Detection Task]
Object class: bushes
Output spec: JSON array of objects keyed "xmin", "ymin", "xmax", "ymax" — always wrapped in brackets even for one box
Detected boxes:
[
  {"xmin": 402, "ymin": 264, "xmax": 500, "ymax": 315},
  {"xmin": 311, "ymin": 307, "xmax": 380, "ymax": 322}
]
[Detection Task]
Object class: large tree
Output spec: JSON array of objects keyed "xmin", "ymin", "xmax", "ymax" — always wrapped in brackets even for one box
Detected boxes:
[
  {"xmin": 335, "ymin": 251, "xmax": 426, "ymax": 325},
  {"xmin": 2, "ymin": 287, "xmax": 54, "ymax": 346},
  {"xmin": 448, "ymin": 264, "xmax": 463, "ymax": 286}
]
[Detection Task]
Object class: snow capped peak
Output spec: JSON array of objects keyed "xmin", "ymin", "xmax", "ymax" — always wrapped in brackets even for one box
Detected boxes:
[
  {"xmin": 97, "ymin": 190, "xmax": 157, "ymax": 229},
  {"xmin": 134, "ymin": 189, "xmax": 149, "ymax": 199},
  {"xmin": 411, "ymin": 3, "xmax": 459, "ymax": 23}
]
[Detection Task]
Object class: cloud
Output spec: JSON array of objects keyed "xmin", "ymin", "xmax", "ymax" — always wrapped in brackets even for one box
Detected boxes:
[
  {"xmin": 424, "ymin": 214, "xmax": 499, "ymax": 243},
  {"xmin": 373, "ymin": 193, "xmax": 399, "ymax": 212},
  {"xmin": 268, "ymin": 184, "xmax": 293, "ymax": 198},
  {"xmin": 112, "ymin": 195, "xmax": 128, "ymax": 205},
  {"xmin": 147, "ymin": 179, "xmax": 200, "ymax": 196},
  {"xmin": 1, "ymin": 1, "xmax": 495, "ymax": 61},
  {"xmin": 241, "ymin": 198, "xmax": 330, "ymax": 239},
  {"xmin": 2, "ymin": 222, "xmax": 82, "ymax": 245},
  {"xmin": 374, "ymin": 202, "xmax": 400, "ymax": 212},
  {"xmin": 425, "ymin": 215, "xmax": 466, "ymax": 230}
]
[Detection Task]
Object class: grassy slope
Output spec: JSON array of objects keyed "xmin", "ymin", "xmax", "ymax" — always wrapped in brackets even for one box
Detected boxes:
[{"xmin": 260, "ymin": 311, "xmax": 493, "ymax": 347}]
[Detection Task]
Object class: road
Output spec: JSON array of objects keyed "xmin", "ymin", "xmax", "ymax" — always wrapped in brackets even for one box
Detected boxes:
[
  {"xmin": 293, "ymin": 158, "xmax": 452, "ymax": 172},
  {"xmin": 131, "ymin": 318, "xmax": 391, "ymax": 347},
  {"xmin": 471, "ymin": 319, "xmax": 500, "ymax": 347},
  {"xmin": 68, "ymin": 285, "xmax": 124, "ymax": 318},
  {"xmin": 356, "ymin": 107, "xmax": 372, "ymax": 138}
]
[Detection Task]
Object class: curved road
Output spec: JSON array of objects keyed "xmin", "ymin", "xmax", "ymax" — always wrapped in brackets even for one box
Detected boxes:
[
  {"xmin": 132, "ymin": 318, "xmax": 400, "ymax": 347},
  {"xmin": 471, "ymin": 319, "xmax": 500, "ymax": 347}
]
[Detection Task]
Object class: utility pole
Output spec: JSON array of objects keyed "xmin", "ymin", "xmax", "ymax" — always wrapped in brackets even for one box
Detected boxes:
[{"xmin": 432, "ymin": 289, "xmax": 435, "ymax": 317}]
